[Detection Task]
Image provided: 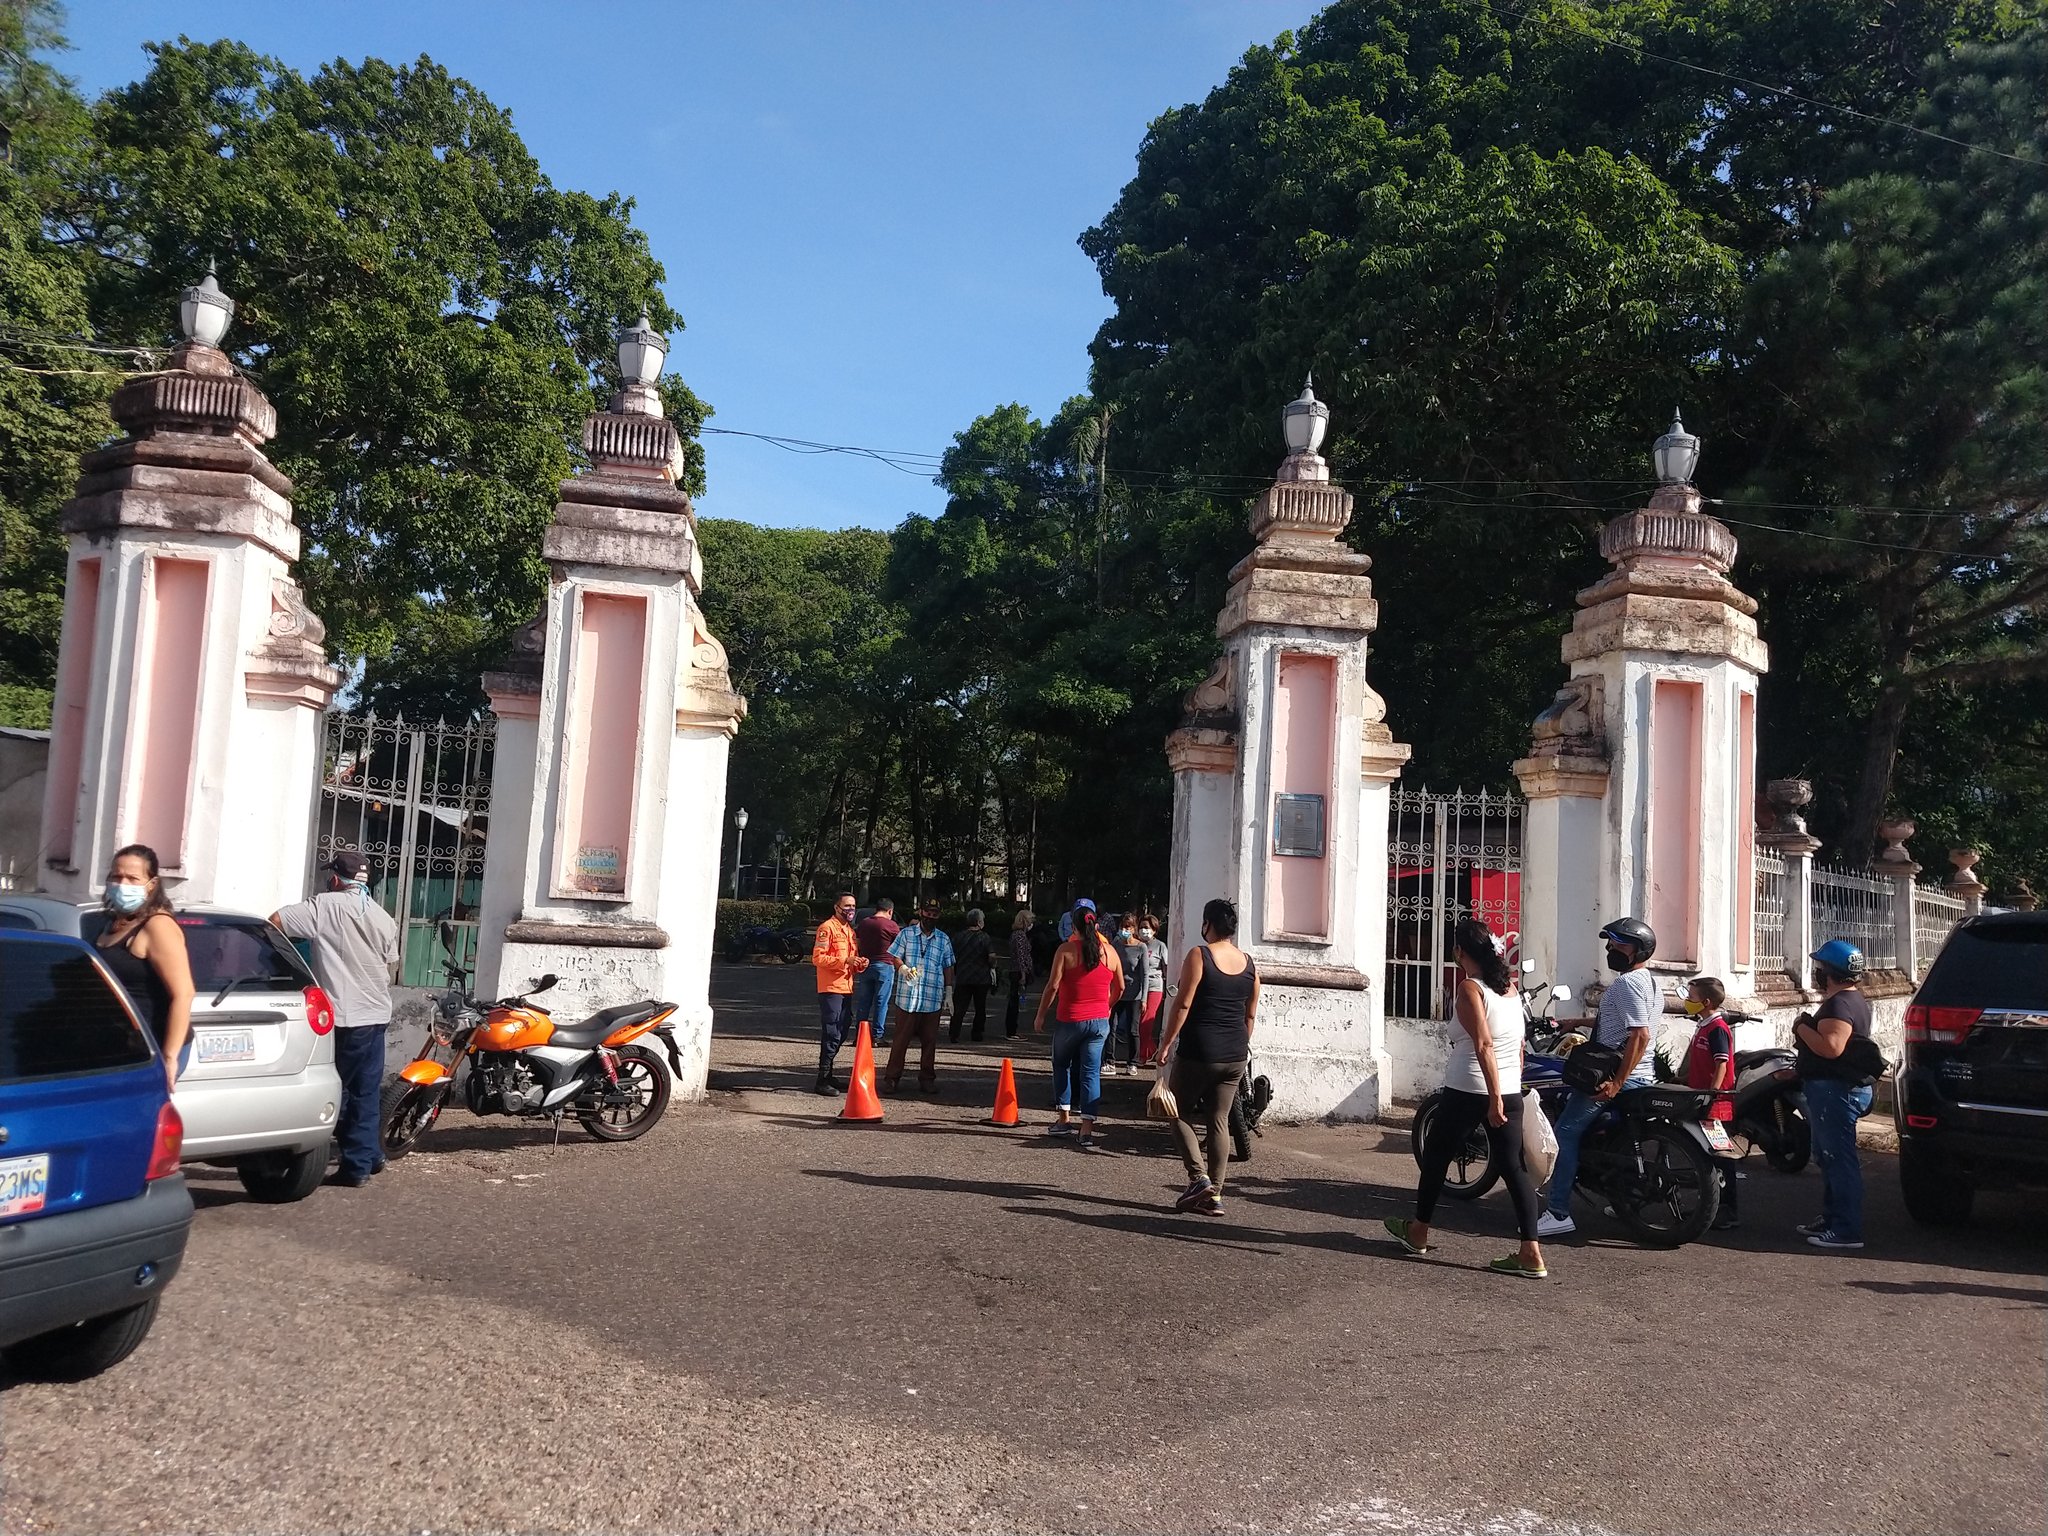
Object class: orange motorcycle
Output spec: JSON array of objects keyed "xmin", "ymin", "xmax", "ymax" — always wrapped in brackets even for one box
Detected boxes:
[{"xmin": 378, "ymin": 924, "xmax": 682, "ymax": 1158}]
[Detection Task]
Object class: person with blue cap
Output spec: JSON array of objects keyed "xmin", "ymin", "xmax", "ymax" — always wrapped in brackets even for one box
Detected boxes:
[{"xmin": 1792, "ymin": 939, "xmax": 1878, "ymax": 1250}]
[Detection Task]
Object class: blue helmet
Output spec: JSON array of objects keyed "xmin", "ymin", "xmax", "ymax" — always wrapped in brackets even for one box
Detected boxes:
[{"xmin": 1811, "ymin": 939, "xmax": 1865, "ymax": 980}]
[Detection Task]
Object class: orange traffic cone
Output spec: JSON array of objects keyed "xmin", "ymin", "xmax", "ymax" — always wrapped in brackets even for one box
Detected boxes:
[
  {"xmin": 839, "ymin": 1021, "xmax": 884, "ymax": 1122},
  {"xmin": 988, "ymin": 1057, "xmax": 1020, "ymax": 1127}
]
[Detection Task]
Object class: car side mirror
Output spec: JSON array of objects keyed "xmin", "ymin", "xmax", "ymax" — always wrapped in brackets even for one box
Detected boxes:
[
  {"xmin": 1520, "ymin": 958, "xmax": 1536, "ymax": 975},
  {"xmin": 531, "ymin": 973, "xmax": 559, "ymax": 994},
  {"xmin": 1552, "ymin": 984, "xmax": 1573, "ymax": 1002}
]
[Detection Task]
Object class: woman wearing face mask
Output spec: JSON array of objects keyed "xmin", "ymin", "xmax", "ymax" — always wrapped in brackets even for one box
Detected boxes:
[
  {"xmin": 93, "ymin": 844, "xmax": 196, "ymax": 1094},
  {"xmin": 1137, "ymin": 913, "xmax": 1169, "ymax": 1065}
]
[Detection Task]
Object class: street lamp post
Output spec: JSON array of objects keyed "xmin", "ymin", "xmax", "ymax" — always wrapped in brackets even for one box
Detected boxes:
[{"xmin": 731, "ymin": 806, "xmax": 748, "ymax": 898}]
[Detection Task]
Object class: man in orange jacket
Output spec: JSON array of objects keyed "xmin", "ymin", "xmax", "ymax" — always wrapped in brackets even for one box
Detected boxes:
[{"xmin": 811, "ymin": 891, "xmax": 867, "ymax": 1095}]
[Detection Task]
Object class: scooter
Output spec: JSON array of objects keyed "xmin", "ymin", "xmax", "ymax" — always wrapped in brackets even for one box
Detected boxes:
[
  {"xmin": 378, "ymin": 923, "xmax": 684, "ymax": 1158},
  {"xmin": 1724, "ymin": 1011, "xmax": 1809, "ymax": 1172}
]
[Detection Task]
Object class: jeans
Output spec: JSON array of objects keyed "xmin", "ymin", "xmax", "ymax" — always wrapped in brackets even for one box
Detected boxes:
[
  {"xmin": 817, "ymin": 992, "xmax": 852, "ymax": 1079},
  {"xmin": 852, "ymin": 963, "xmax": 895, "ymax": 1050},
  {"xmin": 333, "ymin": 1024, "xmax": 386, "ymax": 1179},
  {"xmin": 1111, "ymin": 999, "xmax": 1141, "ymax": 1065},
  {"xmin": 1545, "ymin": 1090, "xmax": 1606, "ymax": 1217},
  {"xmin": 1051, "ymin": 1017, "xmax": 1110, "ymax": 1120},
  {"xmin": 1806, "ymin": 1077, "xmax": 1873, "ymax": 1240}
]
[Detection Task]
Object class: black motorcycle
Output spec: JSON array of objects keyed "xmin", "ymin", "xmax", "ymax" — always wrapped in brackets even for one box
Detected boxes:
[{"xmin": 725, "ymin": 923, "xmax": 808, "ymax": 964}]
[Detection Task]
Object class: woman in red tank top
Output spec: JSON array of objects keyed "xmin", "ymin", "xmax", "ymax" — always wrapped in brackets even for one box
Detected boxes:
[{"xmin": 1031, "ymin": 900, "xmax": 1124, "ymax": 1150}]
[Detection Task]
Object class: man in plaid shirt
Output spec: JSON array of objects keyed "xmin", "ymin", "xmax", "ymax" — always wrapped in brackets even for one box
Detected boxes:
[{"xmin": 881, "ymin": 898, "xmax": 955, "ymax": 1094}]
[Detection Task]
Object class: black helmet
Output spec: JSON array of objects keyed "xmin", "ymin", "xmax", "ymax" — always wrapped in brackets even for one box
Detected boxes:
[{"xmin": 1599, "ymin": 916, "xmax": 1657, "ymax": 961}]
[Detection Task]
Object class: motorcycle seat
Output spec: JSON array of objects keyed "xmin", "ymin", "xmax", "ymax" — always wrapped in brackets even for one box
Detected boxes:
[
  {"xmin": 551, "ymin": 1001, "xmax": 673, "ymax": 1047},
  {"xmin": 1734, "ymin": 1048, "xmax": 1792, "ymax": 1071}
]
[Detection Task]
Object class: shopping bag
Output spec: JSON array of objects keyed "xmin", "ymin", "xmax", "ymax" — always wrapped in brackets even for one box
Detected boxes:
[
  {"xmin": 1521, "ymin": 1089, "xmax": 1558, "ymax": 1186},
  {"xmin": 1147, "ymin": 1041, "xmax": 1179, "ymax": 1121}
]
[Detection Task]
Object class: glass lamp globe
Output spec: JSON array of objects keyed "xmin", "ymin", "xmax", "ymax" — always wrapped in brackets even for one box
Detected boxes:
[
  {"xmin": 616, "ymin": 308, "xmax": 668, "ymax": 386},
  {"xmin": 1282, "ymin": 377, "xmax": 1329, "ymax": 456},
  {"xmin": 733, "ymin": 806, "xmax": 749, "ymax": 832},
  {"xmin": 1652, "ymin": 410, "xmax": 1702, "ymax": 485},
  {"xmin": 178, "ymin": 262, "xmax": 236, "ymax": 348}
]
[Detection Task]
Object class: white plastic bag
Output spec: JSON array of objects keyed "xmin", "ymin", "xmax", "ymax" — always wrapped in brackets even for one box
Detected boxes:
[
  {"xmin": 1521, "ymin": 1089, "xmax": 1558, "ymax": 1186},
  {"xmin": 1147, "ymin": 1040, "xmax": 1180, "ymax": 1121}
]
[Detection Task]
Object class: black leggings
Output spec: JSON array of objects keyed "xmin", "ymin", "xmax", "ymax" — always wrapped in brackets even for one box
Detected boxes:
[{"xmin": 1416, "ymin": 1088, "xmax": 1541, "ymax": 1240}]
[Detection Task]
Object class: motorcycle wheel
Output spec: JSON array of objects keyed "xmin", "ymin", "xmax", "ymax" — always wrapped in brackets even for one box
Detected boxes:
[
  {"xmin": 578, "ymin": 1044, "xmax": 672, "ymax": 1142},
  {"xmin": 1409, "ymin": 1092, "xmax": 1499, "ymax": 1201},
  {"xmin": 379, "ymin": 1078, "xmax": 447, "ymax": 1161},
  {"xmin": 1763, "ymin": 1099, "xmax": 1811, "ymax": 1174},
  {"xmin": 1610, "ymin": 1124, "xmax": 1719, "ymax": 1247},
  {"xmin": 779, "ymin": 937, "xmax": 807, "ymax": 963},
  {"xmin": 1228, "ymin": 1093, "xmax": 1253, "ymax": 1163}
]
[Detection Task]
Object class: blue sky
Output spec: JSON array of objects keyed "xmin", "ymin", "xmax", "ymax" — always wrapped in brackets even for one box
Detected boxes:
[{"xmin": 69, "ymin": 2, "xmax": 1319, "ymax": 531}]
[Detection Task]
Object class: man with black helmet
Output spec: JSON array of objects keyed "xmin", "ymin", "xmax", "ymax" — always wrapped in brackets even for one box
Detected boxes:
[
  {"xmin": 1792, "ymin": 939, "xmax": 1877, "ymax": 1250},
  {"xmin": 1536, "ymin": 916, "xmax": 1662, "ymax": 1236}
]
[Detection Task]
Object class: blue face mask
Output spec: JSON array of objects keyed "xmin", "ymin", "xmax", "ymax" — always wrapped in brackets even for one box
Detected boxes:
[{"xmin": 105, "ymin": 882, "xmax": 147, "ymax": 915}]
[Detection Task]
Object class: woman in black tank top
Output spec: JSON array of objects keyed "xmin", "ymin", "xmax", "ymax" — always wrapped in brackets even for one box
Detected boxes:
[
  {"xmin": 1154, "ymin": 897, "xmax": 1258, "ymax": 1215},
  {"xmin": 92, "ymin": 845, "xmax": 196, "ymax": 1092}
]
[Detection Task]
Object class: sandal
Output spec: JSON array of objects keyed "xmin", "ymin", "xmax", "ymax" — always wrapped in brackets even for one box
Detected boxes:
[
  {"xmin": 1487, "ymin": 1255, "xmax": 1549, "ymax": 1280},
  {"xmin": 1382, "ymin": 1217, "xmax": 1435, "ymax": 1256}
]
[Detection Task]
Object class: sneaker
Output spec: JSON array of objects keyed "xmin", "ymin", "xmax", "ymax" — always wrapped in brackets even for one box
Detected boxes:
[
  {"xmin": 1794, "ymin": 1218, "xmax": 1829, "ymax": 1238},
  {"xmin": 1535, "ymin": 1210, "xmax": 1577, "ymax": 1238},
  {"xmin": 812, "ymin": 1077, "xmax": 837, "ymax": 1097},
  {"xmin": 1382, "ymin": 1217, "xmax": 1434, "ymax": 1256},
  {"xmin": 1174, "ymin": 1177, "xmax": 1214, "ymax": 1212},
  {"xmin": 1200, "ymin": 1192, "xmax": 1224, "ymax": 1216},
  {"xmin": 1806, "ymin": 1229, "xmax": 1864, "ymax": 1250},
  {"xmin": 1075, "ymin": 1134, "xmax": 1099, "ymax": 1153},
  {"xmin": 1487, "ymin": 1255, "xmax": 1549, "ymax": 1280},
  {"xmin": 1046, "ymin": 1120, "xmax": 1077, "ymax": 1138}
]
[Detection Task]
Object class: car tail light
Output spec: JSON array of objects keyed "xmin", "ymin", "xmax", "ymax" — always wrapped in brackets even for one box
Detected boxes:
[
  {"xmin": 304, "ymin": 985, "xmax": 336, "ymax": 1036},
  {"xmin": 1904, "ymin": 1004, "xmax": 1980, "ymax": 1045},
  {"xmin": 1906, "ymin": 1113, "xmax": 1939, "ymax": 1130},
  {"xmin": 146, "ymin": 1101, "xmax": 184, "ymax": 1179}
]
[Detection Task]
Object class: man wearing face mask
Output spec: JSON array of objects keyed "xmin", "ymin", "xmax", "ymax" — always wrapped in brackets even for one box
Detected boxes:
[
  {"xmin": 272, "ymin": 853, "xmax": 401, "ymax": 1187},
  {"xmin": 1536, "ymin": 916, "xmax": 1662, "ymax": 1237}
]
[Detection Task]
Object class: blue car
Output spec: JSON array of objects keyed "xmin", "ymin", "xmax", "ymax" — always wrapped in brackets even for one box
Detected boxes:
[{"xmin": 0, "ymin": 931, "xmax": 194, "ymax": 1378}]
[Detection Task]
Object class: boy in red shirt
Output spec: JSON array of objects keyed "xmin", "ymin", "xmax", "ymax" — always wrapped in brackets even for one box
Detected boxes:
[{"xmin": 1684, "ymin": 975, "xmax": 1740, "ymax": 1230}]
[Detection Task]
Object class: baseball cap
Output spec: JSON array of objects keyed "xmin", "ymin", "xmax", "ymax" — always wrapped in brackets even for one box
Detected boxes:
[
  {"xmin": 326, "ymin": 851, "xmax": 371, "ymax": 882},
  {"xmin": 1072, "ymin": 897, "xmax": 1096, "ymax": 914}
]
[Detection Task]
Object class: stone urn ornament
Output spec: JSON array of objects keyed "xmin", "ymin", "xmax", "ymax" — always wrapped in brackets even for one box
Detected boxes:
[{"xmin": 1876, "ymin": 817, "xmax": 1917, "ymax": 868}]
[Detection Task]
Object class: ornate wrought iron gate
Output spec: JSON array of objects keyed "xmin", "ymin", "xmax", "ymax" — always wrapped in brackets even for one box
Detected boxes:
[
  {"xmin": 309, "ymin": 713, "xmax": 494, "ymax": 988},
  {"xmin": 1385, "ymin": 786, "xmax": 1524, "ymax": 1020}
]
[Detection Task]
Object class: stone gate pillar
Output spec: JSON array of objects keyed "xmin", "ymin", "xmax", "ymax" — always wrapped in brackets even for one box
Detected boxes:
[
  {"xmin": 1515, "ymin": 415, "xmax": 1767, "ymax": 1005},
  {"xmin": 39, "ymin": 269, "xmax": 339, "ymax": 908},
  {"xmin": 472, "ymin": 316, "xmax": 744, "ymax": 1096},
  {"xmin": 1163, "ymin": 384, "xmax": 1409, "ymax": 1121}
]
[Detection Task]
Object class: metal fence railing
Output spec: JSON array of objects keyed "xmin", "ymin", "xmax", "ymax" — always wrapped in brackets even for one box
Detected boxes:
[
  {"xmin": 1386, "ymin": 786, "xmax": 1524, "ymax": 1020},
  {"xmin": 1753, "ymin": 848, "xmax": 1787, "ymax": 975},
  {"xmin": 1913, "ymin": 883, "xmax": 1966, "ymax": 973},
  {"xmin": 1811, "ymin": 864, "xmax": 1898, "ymax": 970}
]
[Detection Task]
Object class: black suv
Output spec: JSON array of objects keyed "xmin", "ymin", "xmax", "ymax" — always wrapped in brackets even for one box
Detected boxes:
[{"xmin": 1894, "ymin": 911, "xmax": 2048, "ymax": 1224}]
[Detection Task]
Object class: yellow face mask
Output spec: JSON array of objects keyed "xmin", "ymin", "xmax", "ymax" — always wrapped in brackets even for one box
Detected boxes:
[{"xmin": 1683, "ymin": 998, "xmax": 1706, "ymax": 1017}]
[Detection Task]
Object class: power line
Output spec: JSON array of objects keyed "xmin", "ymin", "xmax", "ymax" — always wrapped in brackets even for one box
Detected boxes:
[{"xmin": 1495, "ymin": 1, "xmax": 2048, "ymax": 170}]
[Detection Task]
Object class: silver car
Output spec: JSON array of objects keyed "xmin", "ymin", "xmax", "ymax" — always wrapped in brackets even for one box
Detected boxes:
[{"xmin": 0, "ymin": 897, "xmax": 339, "ymax": 1203}]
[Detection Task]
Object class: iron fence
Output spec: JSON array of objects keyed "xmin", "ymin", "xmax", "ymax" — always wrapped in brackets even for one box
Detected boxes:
[
  {"xmin": 1753, "ymin": 848, "xmax": 1787, "ymax": 976},
  {"xmin": 1811, "ymin": 864, "xmax": 1897, "ymax": 970},
  {"xmin": 310, "ymin": 713, "xmax": 494, "ymax": 988},
  {"xmin": 1386, "ymin": 786, "xmax": 1524, "ymax": 1020},
  {"xmin": 1913, "ymin": 883, "xmax": 1965, "ymax": 973}
]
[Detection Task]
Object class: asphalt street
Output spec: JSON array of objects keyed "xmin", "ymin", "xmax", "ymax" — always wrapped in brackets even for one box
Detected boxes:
[{"xmin": 4, "ymin": 962, "xmax": 2043, "ymax": 1535}]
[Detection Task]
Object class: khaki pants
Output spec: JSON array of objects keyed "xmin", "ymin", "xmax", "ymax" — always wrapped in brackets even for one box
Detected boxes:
[
  {"xmin": 1169, "ymin": 1056, "xmax": 1245, "ymax": 1190},
  {"xmin": 883, "ymin": 1011, "xmax": 940, "ymax": 1090}
]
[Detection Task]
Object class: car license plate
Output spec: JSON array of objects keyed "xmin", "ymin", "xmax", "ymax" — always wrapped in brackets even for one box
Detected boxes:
[
  {"xmin": 1700, "ymin": 1119, "xmax": 1732, "ymax": 1152},
  {"xmin": 197, "ymin": 1028, "xmax": 256, "ymax": 1065},
  {"xmin": 0, "ymin": 1154, "xmax": 50, "ymax": 1219}
]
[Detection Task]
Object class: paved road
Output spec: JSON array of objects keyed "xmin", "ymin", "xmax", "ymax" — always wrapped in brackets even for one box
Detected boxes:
[{"xmin": 7, "ymin": 963, "xmax": 2044, "ymax": 1534}]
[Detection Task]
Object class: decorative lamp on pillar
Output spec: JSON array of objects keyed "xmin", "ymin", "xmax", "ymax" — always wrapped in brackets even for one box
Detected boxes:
[
  {"xmin": 613, "ymin": 308, "xmax": 668, "ymax": 417},
  {"xmin": 1652, "ymin": 409, "xmax": 1701, "ymax": 486},
  {"xmin": 1275, "ymin": 377, "xmax": 1332, "ymax": 485},
  {"xmin": 178, "ymin": 260, "xmax": 235, "ymax": 349},
  {"xmin": 731, "ymin": 805, "xmax": 749, "ymax": 897}
]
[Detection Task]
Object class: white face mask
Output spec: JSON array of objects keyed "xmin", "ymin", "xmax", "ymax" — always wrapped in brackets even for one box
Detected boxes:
[{"xmin": 1139, "ymin": 927, "xmax": 1153, "ymax": 940}]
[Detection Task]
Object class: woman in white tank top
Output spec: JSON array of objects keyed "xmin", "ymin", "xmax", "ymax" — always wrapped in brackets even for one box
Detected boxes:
[{"xmin": 1384, "ymin": 919, "xmax": 1548, "ymax": 1279}]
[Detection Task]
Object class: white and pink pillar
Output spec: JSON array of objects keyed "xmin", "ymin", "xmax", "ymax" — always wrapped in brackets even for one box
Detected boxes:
[
  {"xmin": 1164, "ymin": 384, "xmax": 1410, "ymax": 1121},
  {"xmin": 40, "ymin": 273, "xmax": 339, "ymax": 909},
  {"xmin": 472, "ymin": 317, "xmax": 744, "ymax": 1097},
  {"xmin": 1515, "ymin": 416, "xmax": 1768, "ymax": 1008}
]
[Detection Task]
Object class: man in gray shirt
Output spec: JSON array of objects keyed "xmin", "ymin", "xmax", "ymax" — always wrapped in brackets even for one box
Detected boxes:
[
  {"xmin": 1537, "ymin": 916, "xmax": 1662, "ymax": 1236},
  {"xmin": 273, "ymin": 852, "xmax": 401, "ymax": 1187}
]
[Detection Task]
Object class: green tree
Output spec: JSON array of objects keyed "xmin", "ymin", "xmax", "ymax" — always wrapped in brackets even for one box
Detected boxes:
[{"xmin": 57, "ymin": 39, "xmax": 709, "ymax": 712}]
